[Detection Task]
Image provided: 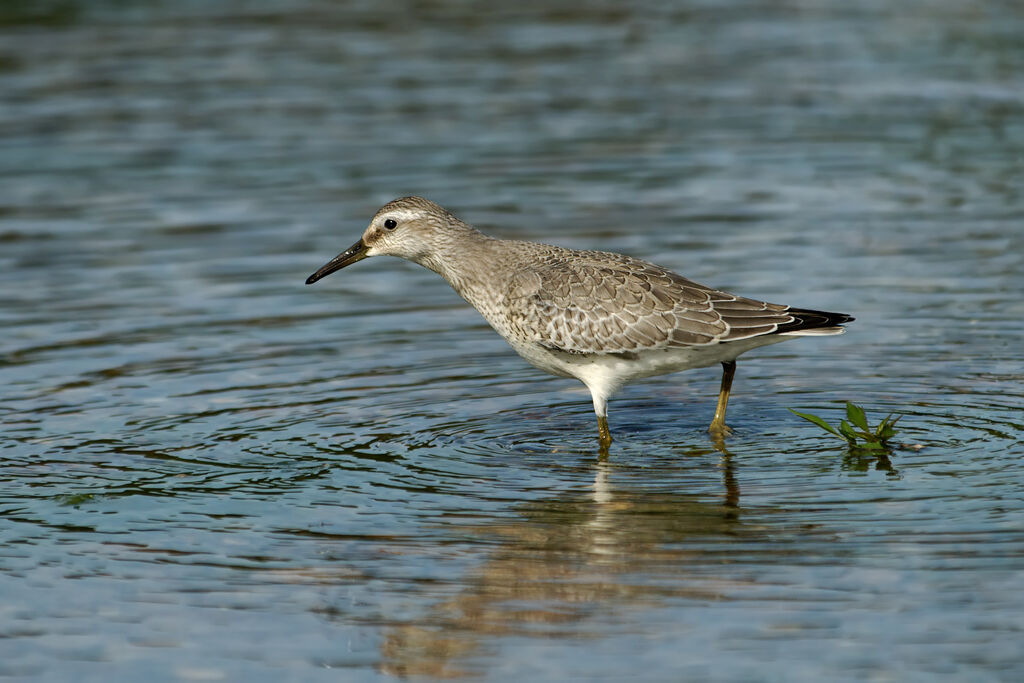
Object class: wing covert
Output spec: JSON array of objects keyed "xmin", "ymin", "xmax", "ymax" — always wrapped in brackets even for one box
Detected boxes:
[{"xmin": 503, "ymin": 251, "xmax": 760, "ymax": 354}]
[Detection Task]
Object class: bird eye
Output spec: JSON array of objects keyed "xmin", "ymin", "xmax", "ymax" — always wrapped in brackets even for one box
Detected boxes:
[{"xmin": 383, "ymin": 219, "xmax": 397, "ymax": 230}]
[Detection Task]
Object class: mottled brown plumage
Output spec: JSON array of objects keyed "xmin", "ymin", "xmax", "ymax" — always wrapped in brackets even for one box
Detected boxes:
[
  {"xmin": 306, "ymin": 196, "xmax": 853, "ymax": 448},
  {"xmin": 502, "ymin": 247, "xmax": 846, "ymax": 354}
]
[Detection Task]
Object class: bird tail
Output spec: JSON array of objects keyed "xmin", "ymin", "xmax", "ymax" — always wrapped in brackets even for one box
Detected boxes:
[{"xmin": 776, "ymin": 308, "xmax": 854, "ymax": 336}]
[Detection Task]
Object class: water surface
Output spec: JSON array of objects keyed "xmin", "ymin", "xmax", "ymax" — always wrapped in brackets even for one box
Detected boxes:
[{"xmin": 2, "ymin": 0, "xmax": 1023, "ymax": 680}]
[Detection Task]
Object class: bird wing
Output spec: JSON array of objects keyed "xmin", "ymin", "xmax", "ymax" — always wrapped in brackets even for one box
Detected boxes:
[{"xmin": 502, "ymin": 249, "xmax": 800, "ymax": 354}]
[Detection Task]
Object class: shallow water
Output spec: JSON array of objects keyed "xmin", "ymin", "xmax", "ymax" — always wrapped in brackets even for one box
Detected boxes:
[{"xmin": 2, "ymin": 0, "xmax": 1023, "ymax": 680}]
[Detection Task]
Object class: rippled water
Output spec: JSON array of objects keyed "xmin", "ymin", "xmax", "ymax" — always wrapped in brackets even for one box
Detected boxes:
[{"xmin": 2, "ymin": 0, "xmax": 1023, "ymax": 680}]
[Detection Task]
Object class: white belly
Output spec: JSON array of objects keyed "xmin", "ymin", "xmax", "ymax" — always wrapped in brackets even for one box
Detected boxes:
[{"xmin": 506, "ymin": 335, "xmax": 790, "ymax": 398}]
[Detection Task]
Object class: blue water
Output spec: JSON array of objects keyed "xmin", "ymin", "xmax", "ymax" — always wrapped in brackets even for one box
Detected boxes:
[{"xmin": 2, "ymin": 1, "xmax": 1023, "ymax": 680}]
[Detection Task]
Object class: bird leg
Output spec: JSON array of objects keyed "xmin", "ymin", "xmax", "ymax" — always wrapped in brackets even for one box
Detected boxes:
[
  {"xmin": 597, "ymin": 414, "xmax": 612, "ymax": 449},
  {"xmin": 708, "ymin": 360, "xmax": 736, "ymax": 436}
]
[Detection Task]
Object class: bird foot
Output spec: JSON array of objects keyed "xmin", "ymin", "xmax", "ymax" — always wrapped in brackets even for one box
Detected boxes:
[
  {"xmin": 708, "ymin": 422, "xmax": 733, "ymax": 454},
  {"xmin": 708, "ymin": 421, "xmax": 733, "ymax": 438}
]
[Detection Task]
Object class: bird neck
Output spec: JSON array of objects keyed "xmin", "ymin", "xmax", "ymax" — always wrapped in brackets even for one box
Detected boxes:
[{"xmin": 416, "ymin": 227, "xmax": 509, "ymax": 314}]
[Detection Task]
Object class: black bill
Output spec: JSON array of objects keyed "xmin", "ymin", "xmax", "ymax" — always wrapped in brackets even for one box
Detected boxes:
[{"xmin": 305, "ymin": 239, "xmax": 369, "ymax": 284}]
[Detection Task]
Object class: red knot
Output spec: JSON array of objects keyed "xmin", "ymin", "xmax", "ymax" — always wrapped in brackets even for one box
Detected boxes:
[{"xmin": 307, "ymin": 196, "xmax": 853, "ymax": 449}]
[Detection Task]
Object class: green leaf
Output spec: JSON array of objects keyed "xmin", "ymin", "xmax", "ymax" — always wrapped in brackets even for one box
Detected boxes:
[
  {"xmin": 839, "ymin": 419, "xmax": 859, "ymax": 443},
  {"xmin": 846, "ymin": 402, "xmax": 870, "ymax": 431},
  {"xmin": 791, "ymin": 405, "xmax": 905, "ymax": 450},
  {"xmin": 789, "ymin": 409, "xmax": 842, "ymax": 437},
  {"xmin": 875, "ymin": 413, "xmax": 902, "ymax": 441}
]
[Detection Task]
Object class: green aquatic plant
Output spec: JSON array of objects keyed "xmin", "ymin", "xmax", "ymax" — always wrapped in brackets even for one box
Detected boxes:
[{"xmin": 790, "ymin": 402, "xmax": 901, "ymax": 451}]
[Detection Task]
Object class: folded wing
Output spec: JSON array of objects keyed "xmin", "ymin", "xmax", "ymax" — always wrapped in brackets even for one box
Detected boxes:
[{"xmin": 503, "ymin": 248, "xmax": 851, "ymax": 354}]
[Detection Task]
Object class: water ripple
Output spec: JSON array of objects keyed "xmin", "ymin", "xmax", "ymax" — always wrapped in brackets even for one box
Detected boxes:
[{"xmin": 3, "ymin": 0, "xmax": 1024, "ymax": 680}]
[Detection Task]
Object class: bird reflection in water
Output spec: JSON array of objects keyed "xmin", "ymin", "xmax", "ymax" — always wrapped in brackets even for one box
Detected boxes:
[{"xmin": 379, "ymin": 446, "xmax": 744, "ymax": 678}]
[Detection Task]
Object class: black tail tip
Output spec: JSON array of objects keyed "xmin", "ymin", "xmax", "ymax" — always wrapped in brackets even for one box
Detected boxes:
[{"xmin": 781, "ymin": 308, "xmax": 854, "ymax": 333}]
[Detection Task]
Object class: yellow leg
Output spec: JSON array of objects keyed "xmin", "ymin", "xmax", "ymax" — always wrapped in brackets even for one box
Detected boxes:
[
  {"xmin": 708, "ymin": 360, "xmax": 736, "ymax": 437},
  {"xmin": 597, "ymin": 414, "xmax": 612, "ymax": 449}
]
